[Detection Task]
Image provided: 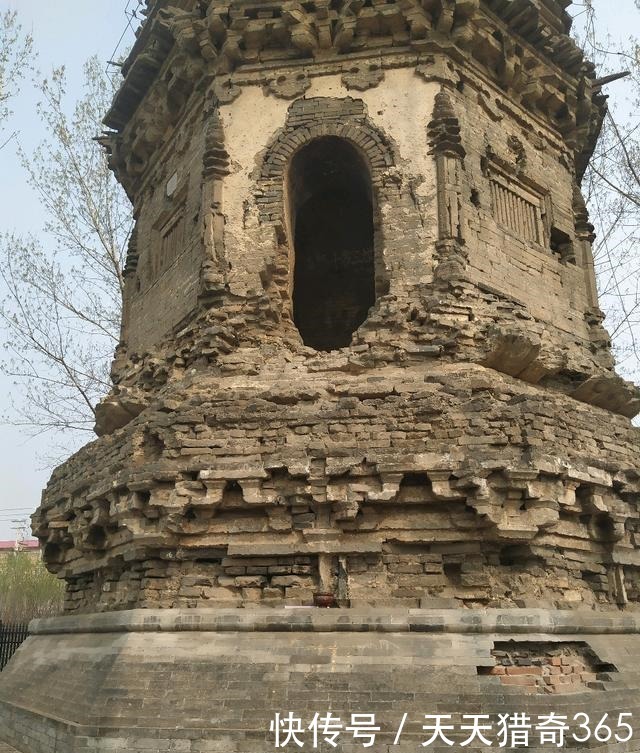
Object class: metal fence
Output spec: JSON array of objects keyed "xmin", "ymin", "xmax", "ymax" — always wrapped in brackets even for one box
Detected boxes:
[{"xmin": 0, "ymin": 623, "xmax": 29, "ymax": 670}]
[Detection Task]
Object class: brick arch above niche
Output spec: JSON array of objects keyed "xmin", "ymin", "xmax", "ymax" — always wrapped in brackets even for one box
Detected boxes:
[
  {"xmin": 253, "ymin": 95, "xmax": 427, "ymax": 305},
  {"xmin": 255, "ymin": 96, "xmax": 399, "ymax": 223}
]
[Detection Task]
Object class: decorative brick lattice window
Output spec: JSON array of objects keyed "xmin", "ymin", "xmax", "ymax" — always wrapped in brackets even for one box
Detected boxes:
[
  {"xmin": 489, "ymin": 173, "xmax": 546, "ymax": 245},
  {"xmin": 156, "ymin": 211, "xmax": 185, "ymax": 276}
]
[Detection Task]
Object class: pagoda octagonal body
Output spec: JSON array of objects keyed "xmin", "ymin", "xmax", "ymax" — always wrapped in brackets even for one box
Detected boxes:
[{"xmin": 2, "ymin": 0, "xmax": 640, "ymax": 751}]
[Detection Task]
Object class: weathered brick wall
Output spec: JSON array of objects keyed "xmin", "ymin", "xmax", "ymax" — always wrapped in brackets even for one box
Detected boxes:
[
  {"xmin": 33, "ymin": 362, "xmax": 640, "ymax": 614},
  {"xmin": 121, "ymin": 103, "xmax": 207, "ymax": 350},
  {"xmin": 34, "ymin": 0, "xmax": 640, "ymax": 619},
  {"xmin": 7, "ymin": 2, "xmax": 640, "ymax": 752},
  {"xmin": 101, "ymin": 61, "xmax": 625, "ymax": 436},
  {"xmin": 458, "ymin": 83, "xmax": 592, "ymax": 334},
  {"xmin": 115, "ymin": 64, "xmax": 611, "ymax": 382},
  {"xmin": 480, "ymin": 641, "xmax": 607, "ymax": 694},
  {"xmin": 2, "ymin": 610, "xmax": 640, "ymax": 753}
]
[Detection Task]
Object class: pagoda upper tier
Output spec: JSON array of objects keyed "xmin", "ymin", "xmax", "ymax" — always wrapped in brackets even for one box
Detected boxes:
[{"xmin": 105, "ymin": 0, "xmax": 607, "ymax": 197}]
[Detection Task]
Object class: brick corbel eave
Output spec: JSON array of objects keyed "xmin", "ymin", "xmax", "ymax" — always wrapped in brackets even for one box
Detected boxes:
[{"xmin": 103, "ymin": 0, "xmax": 596, "ymax": 125}]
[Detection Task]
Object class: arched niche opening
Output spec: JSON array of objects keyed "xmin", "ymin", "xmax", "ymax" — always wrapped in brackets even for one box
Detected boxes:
[{"xmin": 287, "ymin": 136, "xmax": 376, "ymax": 351}]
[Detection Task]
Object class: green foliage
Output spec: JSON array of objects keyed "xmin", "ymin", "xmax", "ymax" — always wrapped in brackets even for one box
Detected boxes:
[{"xmin": 0, "ymin": 551, "xmax": 64, "ymax": 624}]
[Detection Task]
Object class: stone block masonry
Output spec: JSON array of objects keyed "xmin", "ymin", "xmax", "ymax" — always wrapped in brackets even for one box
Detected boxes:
[{"xmin": 2, "ymin": 609, "xmax": 640, "ymax": 752}]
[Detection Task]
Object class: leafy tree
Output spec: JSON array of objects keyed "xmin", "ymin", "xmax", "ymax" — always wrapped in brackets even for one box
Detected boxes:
[{"xmin": 0, "ymin": 551, "xmax": 64, "ymax": 623}]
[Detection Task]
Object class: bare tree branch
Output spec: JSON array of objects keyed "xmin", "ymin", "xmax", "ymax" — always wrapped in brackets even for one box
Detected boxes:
[
  {"xmin": 0, "ymin": 11, "xmax": 33, "ymax": 137},
  {"xmin": 0, "ymin": 58, "xmax": 132, "ymax": 442},
  {"xmin": 575, "ymin": 1, "xmax": 640, "ymax": 379}
]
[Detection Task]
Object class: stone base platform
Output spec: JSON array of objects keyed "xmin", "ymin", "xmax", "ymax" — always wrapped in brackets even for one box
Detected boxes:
[{"xmin": 1, "ymin": 609, "xmax": 640, "ymax": 752}]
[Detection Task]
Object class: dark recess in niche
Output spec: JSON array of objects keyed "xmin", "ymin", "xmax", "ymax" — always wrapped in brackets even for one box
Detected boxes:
[
  {"xmin": 86, "ymin": 525, "xmax": 106, "ymax": 550},
  {"xmin": 550, "ymin": 226, "xmax": 574, "ymax": 262},
  {"xmin": 136, "ymin": 490, "xmax": 151, "ymax": 506},
  {"xmin": 444, "ymin": 561, "xmax": 462, "ymax": 583},
  {"xmin": 584, "ymin": 512, "xmax": 617, "ymax": 543},
  {"xmin": 288, "ymin": 136, "xmax": 376, "ymax": 351},
  {"xmin": 44, "ymin": 542, "xmax": 63, "ymax": 564},
  {"xmin": 222, "ymin": 480, "xmax": 244, "ymax": 507},
  {"xmin": 143, "ymin": 430, "xmax": 165, "ymax": 461},
  {"xmin": 400, "ymin": 472, "xmax": 431, "ymax": 487},
  {"xmin": 499, "ymin": 545, "xmax": 546, "ymax": 568}
]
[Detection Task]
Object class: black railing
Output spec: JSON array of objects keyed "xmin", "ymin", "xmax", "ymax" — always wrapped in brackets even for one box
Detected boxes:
[{"xmin": 0, "ymin": 623, "xmax": 29, "ymax": 670}]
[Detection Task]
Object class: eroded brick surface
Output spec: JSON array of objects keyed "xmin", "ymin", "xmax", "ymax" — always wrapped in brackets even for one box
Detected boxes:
[
  {"xmin": 5, "ymin": 0, "xmax": 640, "ymax": 750},
  {"xmin": 25, "ymin": 0, "xmax": 640, "ymax": 617},
  {"xmin": 480, "ymin": 640, "xmax": 614, "ymax": 694}
]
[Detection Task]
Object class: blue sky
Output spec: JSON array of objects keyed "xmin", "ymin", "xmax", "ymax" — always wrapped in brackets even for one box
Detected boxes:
[
  {"xmin": 0, "ymin": 0, "xmax": 638, "ymax": 540},
  {"xmin": 0, "ymin": 0, "xmax": 139, "ymax": 539}
]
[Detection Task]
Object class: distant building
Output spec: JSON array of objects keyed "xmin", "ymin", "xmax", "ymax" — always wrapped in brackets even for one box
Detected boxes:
[{"xmin": 0, "ymin": 540, "xmax": 40, "ymax": 559}]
